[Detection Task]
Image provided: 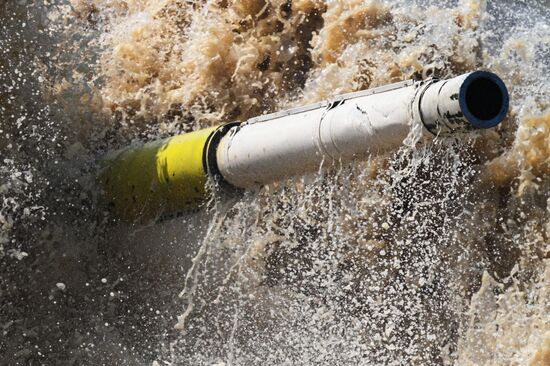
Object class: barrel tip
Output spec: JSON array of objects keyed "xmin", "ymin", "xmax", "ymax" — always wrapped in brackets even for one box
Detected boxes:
[{"xmin": 459, "ymin": 71, "xmax": 509, "ymax": 129}]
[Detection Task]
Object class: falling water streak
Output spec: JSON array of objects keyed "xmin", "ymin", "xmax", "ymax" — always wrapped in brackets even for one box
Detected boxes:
[{"xmin": 175, "ymin": 199, "xmax": 234, "ymax": 331}]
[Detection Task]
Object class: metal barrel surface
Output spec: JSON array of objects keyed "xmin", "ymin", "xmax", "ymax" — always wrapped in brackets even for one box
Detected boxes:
[
  {"xmin": 100, "ymin": 127, "xmax": 217, "ymax": 221},
  {"xmin": 100, "ymin": 71, "xmax": 509, "ymax": 221},
  {"xmin": 216, "ymin": 71, "xmax": 509, "ymax": 188}
]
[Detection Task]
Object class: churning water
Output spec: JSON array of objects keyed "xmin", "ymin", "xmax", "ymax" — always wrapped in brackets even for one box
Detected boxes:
[{"xmin": 0, "ymin": 0, "xmax": 549, "ymax": 365}]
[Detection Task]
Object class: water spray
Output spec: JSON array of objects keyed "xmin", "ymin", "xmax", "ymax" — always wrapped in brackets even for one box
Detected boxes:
[{"xmin": 100, "ymin": 71, "xmax": 509, "ymax": 221}]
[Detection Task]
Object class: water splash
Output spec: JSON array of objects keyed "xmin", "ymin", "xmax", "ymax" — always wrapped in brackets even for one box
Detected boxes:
[{"xmin": 0, "ymin": 0, "xmax": 549, "ymax": 364}]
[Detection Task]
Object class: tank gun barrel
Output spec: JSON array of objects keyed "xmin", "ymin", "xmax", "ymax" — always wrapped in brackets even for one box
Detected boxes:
[{"xmin": 100, "ymin": 71, "xmax": 509, "ymax": 221}]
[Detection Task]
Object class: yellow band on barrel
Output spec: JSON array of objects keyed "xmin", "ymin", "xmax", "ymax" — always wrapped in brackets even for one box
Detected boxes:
[{"xmin": 101, "ymin": 127, "xmax": 217, "ymax": 222}]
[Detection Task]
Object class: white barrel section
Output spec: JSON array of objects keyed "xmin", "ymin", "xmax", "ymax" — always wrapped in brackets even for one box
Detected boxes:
[{"xmin": 215, "ymin": 71, "xmax": 509, "ymax": 188}]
